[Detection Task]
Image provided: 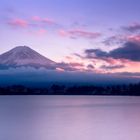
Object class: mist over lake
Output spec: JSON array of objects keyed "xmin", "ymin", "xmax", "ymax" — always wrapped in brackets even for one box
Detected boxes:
[{"xmin": 0, "ymin": 67, "xmax": 139, "ymax": 87}]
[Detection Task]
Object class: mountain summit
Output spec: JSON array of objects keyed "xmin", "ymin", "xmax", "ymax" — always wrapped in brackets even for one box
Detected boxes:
[{"xmin": 0, "ymin": 46, "xmax": 56, "ymax": 69}]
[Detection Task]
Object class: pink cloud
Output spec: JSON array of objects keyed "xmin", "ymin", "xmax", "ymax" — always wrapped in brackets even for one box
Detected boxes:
[
  {"xmin": 8, "ymin": 18, "xmax": 28, "ymax": 28},
  {"xmin": 69, "ymin": 29, "xmax": 101, "ymax": 39},
  {"xmin": 57, "ymin": 62, "xmax": 86, "ymax": 71},
  {"xmin": 7, "ymin": 16, "xmax": 55, "ymax": 35},
  {"xmin": 58, "ymin": 29, "xmax": 101, "ymax": 39},
  {"xmin": 32, "ymin": 16, "xmax": 55, "ymax": 25},
  {"xmin": 61, "ymin": 53, "xmax": 140, "ymax": 73},
  {"xmin": 56, "ymin": 67, "xmax": 65, "ymax": 72},
  {"xmin": 69, "ymin": 62, "xmax": 84, "ymax": 67},
  {"xmin": 127, "ymin": 35, "xmax": 140, "ymax": 43},
  {"xmin": 102, "ymin": 57, "xmax": 120, "ymax": 65}
]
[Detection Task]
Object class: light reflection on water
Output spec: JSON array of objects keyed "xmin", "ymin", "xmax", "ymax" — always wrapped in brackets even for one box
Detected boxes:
[{"xmin": 0, "ymin": 96, "xmax": 140, "ymax": 140}]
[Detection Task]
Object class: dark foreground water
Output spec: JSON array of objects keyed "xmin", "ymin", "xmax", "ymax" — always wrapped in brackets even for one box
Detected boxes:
[{"xmin": 0, "ymin": 96, "xmax": 140, "ymax": 140}]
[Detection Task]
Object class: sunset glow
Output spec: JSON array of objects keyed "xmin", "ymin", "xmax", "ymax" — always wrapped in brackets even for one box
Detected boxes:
[{"xmin": 0, "ymin": 0, "xmax": 140, "ymax": 76}]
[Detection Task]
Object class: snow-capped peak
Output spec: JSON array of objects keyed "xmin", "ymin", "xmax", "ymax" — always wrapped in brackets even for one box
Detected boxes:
[{"xmin": 0, "ymin": 46, "xmax": 56, "ymax": 69}]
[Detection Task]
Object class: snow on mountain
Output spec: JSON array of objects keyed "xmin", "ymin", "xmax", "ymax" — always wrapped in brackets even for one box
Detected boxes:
[{"xmin": 0, "ymin": 46, "xmax": 57, "ymax": 69}]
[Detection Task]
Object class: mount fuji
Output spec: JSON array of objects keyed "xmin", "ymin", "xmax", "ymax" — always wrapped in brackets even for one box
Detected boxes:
[{"xmin": 0, "ymin": 46, "xmax": 57, "ymax": 69}]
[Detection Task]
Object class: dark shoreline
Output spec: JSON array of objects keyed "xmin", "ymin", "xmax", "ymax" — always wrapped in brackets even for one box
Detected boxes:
[{"xmin": 0, "ymin": 83, "xmax": 140, "ymax": 96}]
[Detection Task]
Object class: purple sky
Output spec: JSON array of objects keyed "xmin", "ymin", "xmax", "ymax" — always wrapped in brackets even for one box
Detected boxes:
[{"xmin": 0, "ymin": 0, "xmax": 140, "ymax": 75}]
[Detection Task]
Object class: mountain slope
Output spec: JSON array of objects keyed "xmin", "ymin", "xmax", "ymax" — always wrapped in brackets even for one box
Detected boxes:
[{"xmin": 0, "ymin": 46, "xmax": 56, "ymax": 69}]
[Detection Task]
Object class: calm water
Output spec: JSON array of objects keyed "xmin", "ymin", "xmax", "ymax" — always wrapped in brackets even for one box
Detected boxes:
[{"xmin": 0, "ymin": 96, "xmax": 140, "ymax": 140}]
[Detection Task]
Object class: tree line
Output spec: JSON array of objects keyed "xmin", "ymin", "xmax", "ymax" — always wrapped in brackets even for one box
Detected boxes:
[{"xmin": 0, "ymin": 83, "xmax": 140, "ymax": 95}]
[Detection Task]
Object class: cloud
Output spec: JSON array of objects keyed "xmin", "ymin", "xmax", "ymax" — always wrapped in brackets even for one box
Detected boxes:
[
  {"xmin": 59, "ymin": 29, "xmax": 101, "ymax": 39},
  {"xmin": 57, "ymin": 62, "xmax": 85, "ymax": 71},
  {"xmin": 7, "ymin": 16, "xmax": 57, "ymax": 30},
  {"xmin": 127, "ymin": 35, "xmax": 140, "ymax": 43},
  {"xmin": 109, "ymin": 42, "xmax": 140, "ymax": 61},
  {"xmin": 123, "ymin": 23, "xmax": 140, "ymax": 32},
  {"xmin": 58, "ymin": 55, "xmax": 96, "ymax": 72},
  {"xmin": 84, "ymin": 41, "xmax": 140, "ymax": 62},
  {"xmin": 32, "ymin": 16, "xmax": 55, "ymax": 25},
  {"xmin": 103, "ymin": 35, "xmax": 125, "ymax": 46},
  {"xmin": 68, "ymin": 30, "xmax": 101, "ymax": 39},
  {"xmin": 85, "ymin": 49, "xmax": 108, "ymax": 59},
  {"xmin": 8, "ymin": 18, "xmax": 28, "ymax": 28},
  {"xmin": 103, "ymin": 22, "xmax": 140, "ymax": 48},
  {"xmin": 87, "ymin": 64, "xmax": 94, "ymax": 69},
  {"xmin": 0, "ymin": 67, "xmax": 139, "ymax": 86},
  {"xmin": 100, "ymin": 65, "xmax": 125, "ymax": 70},
  {"xmin": 118, "ymin": 72, "xmax": 140, "ymax": 78}
]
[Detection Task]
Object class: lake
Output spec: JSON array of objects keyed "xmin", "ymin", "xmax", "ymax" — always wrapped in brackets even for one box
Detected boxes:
[{"xmin": 0, "ymin": 96, "xmax": 140, "ymax": 140}]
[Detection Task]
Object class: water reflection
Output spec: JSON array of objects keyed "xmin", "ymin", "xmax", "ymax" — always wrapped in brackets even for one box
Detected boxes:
[{"xmin": 0, "ymin": 96, "xmax": 140, "ymax": 140}]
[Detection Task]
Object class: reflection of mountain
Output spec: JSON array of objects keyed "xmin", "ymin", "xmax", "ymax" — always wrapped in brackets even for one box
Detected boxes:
[{"xmin": 0, "ymin": 46, "xmax": 56, "ymax": 69}]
